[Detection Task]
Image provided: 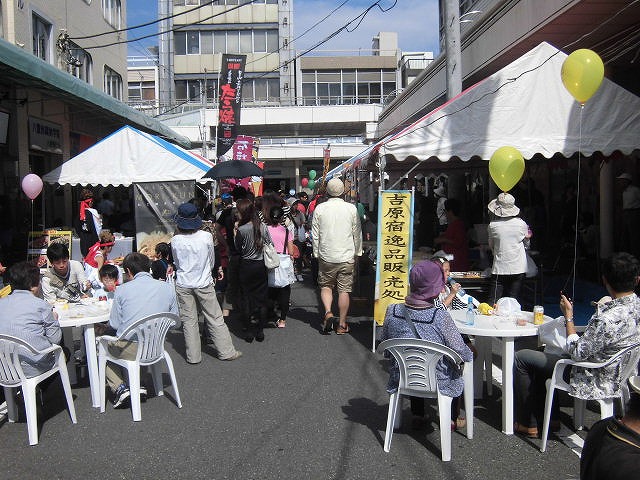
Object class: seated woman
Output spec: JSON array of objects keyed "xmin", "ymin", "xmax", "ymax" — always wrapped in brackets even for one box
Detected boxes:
[
  {"xmin": 380, "ymin": 260, "xmax": 473, "ymax": 430},
  {"xmin": 514, "ymin": 252, "xmax": 640, "ymax": 437},
  {"xmin": 0, "ymin": 261, "xmax": 62, "ymax": 377}
]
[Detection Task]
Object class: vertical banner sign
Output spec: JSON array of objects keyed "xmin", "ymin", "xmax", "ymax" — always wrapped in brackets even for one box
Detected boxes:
[
  {"xmin": 134, "ymin": 180, "xmax": 194, "ymax": 257},
  {"xmin": 216, "ymin": 54, "xmax": 246, "ymax": 157},
  {"xmin": 322, "ymin": 146, "xmax": 331, "ymax": 185},
  {"xmin": 373, "ymin": 190, "xmax": 414, "ymax": 325},
  {"xmin": 232, "ymin": 135, "xmax": 254, "ymax": 161}
]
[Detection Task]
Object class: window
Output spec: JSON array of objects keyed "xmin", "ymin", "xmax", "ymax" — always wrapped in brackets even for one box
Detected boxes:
[
  {"xmin": 104, "ymin": 66, "xmax": 122, "ymax": 100},
  {"xmin": 174, "ymin": 31, "xmax": 186, "ymax": 55},
  {"xmin": 175, "ymin": 80, "xmax": 202, "ymax": 101},
  {"xmin": 239, "ymin": 30, "xmax": 252, "ymax": 53},
  {"xmin": 200, "ymin": 31, "xmax": 213, "ymax": 54},
  {"xmin": 32, "ymin": 14, "xmax": 52, "ymax": 62},
  {"xmin": 266, "ymin": 31, "xmax": 278, "ymax": 52},
  {"xmin": 254, "ymin": 31, "xmax": 267, "ymax": 53},
  {"xmin": 102, "ymin": 0, "xmax": 122, "ymax": 29},
  {"xmin": 187, "ymin": 31, "xmax": 199, "ymax": 54},
  {"xmin": 226, "ymin": 30, "xmax": 239, "ymax": 53},
  {"xmin": 128, "ymin": 81, "xmax": 155, "ymax": 101},
  {"xmin": 66, "ymin": 41, "xmax": 92, "ymax": 83}
]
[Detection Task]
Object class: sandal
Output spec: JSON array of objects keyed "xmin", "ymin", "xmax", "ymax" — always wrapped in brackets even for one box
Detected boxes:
[
  {"xmin": 335, "ymin": 324, "xmax": 350, "ymax": 335},
  {"xmin": 276, "ymin": 319, "xmax": 286, "ymax": 328},
  {"xmin": 514, "ymin": 422, "xmax": 539, "ymax": 438},
  {"xmin": 451, "ymin": 417, "xmax": 466, "ymax": 431},
  {"xmin": 323, "ymin": 312, "xmax": 336, "ymax": 333}
]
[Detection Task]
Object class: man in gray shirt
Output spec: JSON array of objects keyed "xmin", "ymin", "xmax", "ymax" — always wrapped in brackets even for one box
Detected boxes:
[
  {"xmin": 0, "ymin": 262, "xmax": 62, "ymax": 377},
  {"xmin": 105, "ymin": 252, "xmax": 178, "ymax": 408}
]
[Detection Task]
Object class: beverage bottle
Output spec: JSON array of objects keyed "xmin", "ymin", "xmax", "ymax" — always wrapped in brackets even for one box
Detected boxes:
[
  {"xmin": 448, "ymin": 276, "xmax": 466, "ymax": 296},
  {"xmin": 466, "ymin": 297, "xmax": 475, "ymax": 326}
]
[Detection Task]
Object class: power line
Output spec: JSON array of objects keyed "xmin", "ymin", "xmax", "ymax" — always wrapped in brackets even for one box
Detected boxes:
[
  {"xmin": 252, "ymin": 0, "xmax": 398, "ymax": 79},
  {"xmin": 245, "ymin": 0, "xmax": 352, "ymax": 67},
  {"xmin": 155, "ymin": 0, "xmax": 398, "ymax": 117},
  {"xmin": 70, "ymin": 0, "xmax": 221, "ymax": 41},
  {"xmin": 375, "ymin": 0, "xmax": 640, "ymax": 146},
  {"xmin": 80, "ymin": 1, "xmax": 256, "ymax": 50}
]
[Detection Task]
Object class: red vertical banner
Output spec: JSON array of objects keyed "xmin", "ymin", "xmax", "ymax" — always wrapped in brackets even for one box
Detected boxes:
[
  {"xmin": 217, "ymin": 54, "xmax": 246, "ymax": 157},
  {"xmin": 232, "ymin": 135, "xmax": 254, "ymax": 161}
]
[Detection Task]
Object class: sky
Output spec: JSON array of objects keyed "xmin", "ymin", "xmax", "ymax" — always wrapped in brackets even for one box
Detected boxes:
[{"xmin": 126, "ymin": 0, "xmax": 440, "ymax": 58}]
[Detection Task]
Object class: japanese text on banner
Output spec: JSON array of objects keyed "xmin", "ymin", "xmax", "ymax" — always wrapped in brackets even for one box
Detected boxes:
[{"xmin": 374, "ymin": 190, "xmax": 414, "ymax": 325}]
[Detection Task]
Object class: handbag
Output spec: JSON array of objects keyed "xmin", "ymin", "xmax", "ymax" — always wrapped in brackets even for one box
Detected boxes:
[
  {"xmin": 263, "ymin": 226, "xmax": 281, "ymax": 269},
  {"xmin": 268, "ymin": 229, "xmax": 296, "ymax": 287}
]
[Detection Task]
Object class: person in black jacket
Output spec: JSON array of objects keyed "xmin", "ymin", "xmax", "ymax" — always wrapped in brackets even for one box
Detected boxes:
[{"xmin": 580, "ymin": 376, "xmax": 640, "ymax": 479}]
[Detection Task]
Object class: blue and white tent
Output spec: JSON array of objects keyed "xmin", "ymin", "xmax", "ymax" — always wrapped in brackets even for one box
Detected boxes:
[{"xmin": 43, "ymin": 125, "xmax": 214, "ymax": 186}]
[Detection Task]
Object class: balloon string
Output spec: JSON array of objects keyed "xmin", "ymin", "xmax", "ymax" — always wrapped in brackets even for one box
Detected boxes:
[{"xmin": 570, "ymin": 105, "xmax": 584, "ymax": 300}]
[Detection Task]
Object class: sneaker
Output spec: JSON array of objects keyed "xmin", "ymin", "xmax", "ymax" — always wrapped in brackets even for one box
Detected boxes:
[
  {"xmin": 139, "ymin": 386, "xmax": 148, "ymax": 402},
  {"xmin": 113, "ymin": 384, "xmax": 130, "ymax": 409}
]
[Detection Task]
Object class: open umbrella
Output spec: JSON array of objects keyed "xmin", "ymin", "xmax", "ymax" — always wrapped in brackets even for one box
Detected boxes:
[{"xmin": 202, "ymin": 160, "xmax": 264, "ymax": 179}]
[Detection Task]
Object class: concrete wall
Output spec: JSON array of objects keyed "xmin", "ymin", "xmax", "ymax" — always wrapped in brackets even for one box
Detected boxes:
[{"xmin": 4, "ymin": 0, "xmax": 128, "ymax": 98}]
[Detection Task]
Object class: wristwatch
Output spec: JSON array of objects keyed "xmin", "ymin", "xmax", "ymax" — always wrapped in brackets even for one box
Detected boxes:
[{"xmin": 564, "ymin": 317, "xmax": 574, "ymax": 326}]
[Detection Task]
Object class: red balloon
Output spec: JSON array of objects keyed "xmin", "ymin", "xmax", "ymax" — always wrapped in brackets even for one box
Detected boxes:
[{"xmin": 301, "ymin": 177, "xmax": 309, "ymax": 187}]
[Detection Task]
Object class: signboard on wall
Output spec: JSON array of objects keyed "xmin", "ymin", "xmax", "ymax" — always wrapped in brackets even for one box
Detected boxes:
[{"xmin": 29, "ymin": 117, "xmax": 62, "ymax": 154}]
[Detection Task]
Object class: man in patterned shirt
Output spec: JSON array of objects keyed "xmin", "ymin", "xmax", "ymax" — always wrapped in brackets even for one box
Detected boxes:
[{"xmin": 514, "ymin": 252, "xmax": 640, "ymax": 437}]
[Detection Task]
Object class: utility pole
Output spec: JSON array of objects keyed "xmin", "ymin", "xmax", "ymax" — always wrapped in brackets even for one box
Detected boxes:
[{"xmin": 443, "ymin": 0, "xmax": 462, "ymax": 99}]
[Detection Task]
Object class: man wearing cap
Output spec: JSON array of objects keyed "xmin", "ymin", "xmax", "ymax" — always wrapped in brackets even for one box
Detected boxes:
[
  {"xmin": 172, "ymin": 203, "xmax": 242, "ymax": 364},
  {"xmin": 312, "ymin": 178, "xmax": 362, "ymax": 334},
  {"xmin": 616, "ymin": 172, "xmax": 640, "ymax": 258},
  {"xmin": 487, "ymin": 192, "xmax": 531, "ymax": 300}
]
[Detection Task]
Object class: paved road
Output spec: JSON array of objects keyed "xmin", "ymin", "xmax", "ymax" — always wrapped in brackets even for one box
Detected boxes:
[{"xmin": 0, "ymin": 276, "xmax": 586, "ymax": 479}]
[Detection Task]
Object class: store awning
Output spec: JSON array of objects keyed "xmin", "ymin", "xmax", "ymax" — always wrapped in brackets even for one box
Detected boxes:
[
  {"xmin": 0, "ymin": 38, "xmax": 191, "ymax": 148},
  {"xmin": 378, "ymin": 42, "xmax": 640, "ymax": 163}
]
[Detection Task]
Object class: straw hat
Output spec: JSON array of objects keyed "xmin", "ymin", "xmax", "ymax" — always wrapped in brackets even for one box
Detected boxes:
[
  {"xmin": 326, "ymin": 178, "xmax": 345, "ymax": 197},
  {"xmin": 488, "ymin": 192, "xmax": 520, "ymax": 217}
]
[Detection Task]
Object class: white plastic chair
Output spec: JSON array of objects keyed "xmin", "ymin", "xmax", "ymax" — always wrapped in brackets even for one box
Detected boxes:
[
  {"xmin": 540, "ymin": 342, "xmax": 640, "ymax": 452},
  {"xmin": 0, "ymin": 335, "xmax": 77, "ymax": 445},
  {"xmin": 97, "ymin": 312, "xmax": 182, "ymax": 421},
  {"xmin": 376, "ymin": 338, "xmax": 474, "ymax": 461}
]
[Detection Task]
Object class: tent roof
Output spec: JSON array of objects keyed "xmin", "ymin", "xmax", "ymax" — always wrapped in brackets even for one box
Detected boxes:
[
  {"xmin": 373, "ymin": 42, "xmax": 640, "ymax": 164},
  {"xmin": 42, "ymin": 125, "xmax": 214, "ymax": 186}
]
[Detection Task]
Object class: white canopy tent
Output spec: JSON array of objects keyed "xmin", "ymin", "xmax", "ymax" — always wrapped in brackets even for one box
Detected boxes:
[
  {"xmin": 379, "ymin": 41, "xmax": 640, "ymax": 163},
  {"xmin": 43, "ymin": 125, "xmax": 214, "ymax": 186}
]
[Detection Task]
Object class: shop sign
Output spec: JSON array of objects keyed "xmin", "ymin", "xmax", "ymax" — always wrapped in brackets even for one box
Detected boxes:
[
  {"xmin": 29, "ymin": 117, "xmax": 62, "ymax": 154},
  {"xmin": 374, "ymin": 190, "xmax": 414, "ymax": 325}
]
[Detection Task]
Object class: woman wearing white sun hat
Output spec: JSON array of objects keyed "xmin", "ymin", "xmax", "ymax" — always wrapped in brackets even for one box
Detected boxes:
[{"xmin": 487, "ymin": 192, "xmax": 531, "ymax": 301}]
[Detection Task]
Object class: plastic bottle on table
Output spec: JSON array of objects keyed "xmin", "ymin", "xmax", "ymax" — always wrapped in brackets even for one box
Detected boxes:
[{"xmin": 466, "ymin": 297, "xmax": 475, "ymax": 326}]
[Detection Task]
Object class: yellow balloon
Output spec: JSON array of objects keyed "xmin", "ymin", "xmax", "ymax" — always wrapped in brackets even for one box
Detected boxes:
[
  {"xmin": 561, "ymin": 49, "xmax": 604, "ymax": 104},
  {"xmin": 489, "ymin": 146, "xmax": 525, "ymax": 192}
]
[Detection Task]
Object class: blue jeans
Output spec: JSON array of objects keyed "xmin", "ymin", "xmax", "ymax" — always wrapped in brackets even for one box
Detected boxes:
[{"xmin": 514, "ymin": 348, "xmax": 570, "ymax": 428}]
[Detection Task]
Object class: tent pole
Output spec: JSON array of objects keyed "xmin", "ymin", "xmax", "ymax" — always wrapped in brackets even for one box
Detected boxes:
[{"xmin": 388, "ymin": 160, "xmax": 422, "ymax": 190}]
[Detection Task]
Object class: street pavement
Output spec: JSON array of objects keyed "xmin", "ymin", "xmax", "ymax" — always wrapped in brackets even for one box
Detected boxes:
[{"xmin": 0, "ymin": 273, "xmax": 588, "ymax": 479}]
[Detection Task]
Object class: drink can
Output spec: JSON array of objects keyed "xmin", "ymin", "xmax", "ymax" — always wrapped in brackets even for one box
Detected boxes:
[{"xmin": 534, "ymin": 305, "xmax": 544, "ymax": 325}]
